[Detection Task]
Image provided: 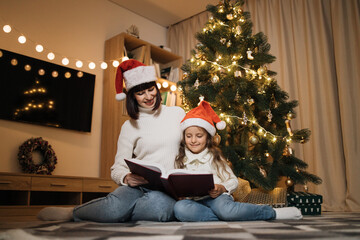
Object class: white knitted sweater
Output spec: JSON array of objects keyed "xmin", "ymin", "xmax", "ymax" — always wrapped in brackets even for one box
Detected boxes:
[{"xmin": 111, "ymin": 105, "xmax": 185, "ymax": 185}]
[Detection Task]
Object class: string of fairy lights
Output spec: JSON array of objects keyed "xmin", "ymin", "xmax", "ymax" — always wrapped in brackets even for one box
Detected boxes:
[
  {"xmin": 1, "ymin": 23, "xmax": 125, "ymax": 70},
  {"xmin": 1, "ymin": 20, "xmax": 178, "ymax": 92}
]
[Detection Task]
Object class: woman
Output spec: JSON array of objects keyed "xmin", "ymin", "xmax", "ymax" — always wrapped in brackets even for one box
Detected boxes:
[{"xmin": 38, "ymin": 59, "xmax": 185, "ymax": 222}]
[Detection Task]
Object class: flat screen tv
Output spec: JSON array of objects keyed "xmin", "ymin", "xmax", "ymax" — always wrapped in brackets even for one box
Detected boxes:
[{"xmin": 0, "ymin": 49, "xmax": 95, "ymax": 132}]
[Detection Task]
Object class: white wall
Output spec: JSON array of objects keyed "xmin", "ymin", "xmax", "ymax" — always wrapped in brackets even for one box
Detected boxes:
[{"xmin": 0, "ymin": 0, "xmax": 167, "ymax": 177}]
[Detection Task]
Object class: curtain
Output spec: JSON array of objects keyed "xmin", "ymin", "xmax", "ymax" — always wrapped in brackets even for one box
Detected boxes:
[
  {"xmin": 167, "ymin": 0, "xmax": 360, "ymax": 212},
  {"xmin": 167, "ymin": 11, "xmax": 211, "ymax": 65}
]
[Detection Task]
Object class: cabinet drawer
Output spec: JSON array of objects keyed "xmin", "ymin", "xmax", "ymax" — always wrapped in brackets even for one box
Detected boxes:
[
  {"xmin": 83, "ymin": 179, "xmax": 118, "ymax": 193},
  {"xmin": 31, "ymin": 177, "xmax": 82, "ymax": 192},
  {"xmin": 0, "ymin": 175, "xmax": 31, "ymax": 190}
]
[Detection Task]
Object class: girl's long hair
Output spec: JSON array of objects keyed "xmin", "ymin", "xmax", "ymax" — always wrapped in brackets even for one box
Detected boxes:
[{"xmin": 175, "ymin": 130, "xmax": 232, "ymax": 182}]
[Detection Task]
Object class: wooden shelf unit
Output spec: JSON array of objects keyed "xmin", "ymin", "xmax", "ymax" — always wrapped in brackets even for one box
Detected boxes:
[
  {"xmin": 100, "ymin": 32, "xmax": 183, "ymax": 179},
  {"xmin": 0, "ymin": 172, "xmax": 118, "ymax": 219}
]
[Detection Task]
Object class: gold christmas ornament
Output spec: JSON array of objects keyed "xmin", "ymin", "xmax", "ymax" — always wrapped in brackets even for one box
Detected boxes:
[
  {"xmin": 249, "ymin": 135, "xmax": 259, "ymax": 145},
  {"xmin": 247, "ymin": 98, "xmax": 254, "ymax": 105},
  {"xmin": 285, "ymin": 119, "xmax": 293, "ymax": 136},
  {"xmin": 226, "ymin": 14, "xmax": 234, "ymax": 20},
  {"xmin": 257, "ymin": 66, "xmax": 267, "ymax": 75},
  {"xmin": 212, "ymin": 74, "xmax": 220, "ymax": 83},
  {"xmin": 285, "ymin": 178, "xmax": 294, "ymax": 187},
  {"xmin": 283, "ymin": 146, "xmax": 291, "ymax": 156},
  {"xmin": 287, "ymin": 112, "xmax": 294, "ymax": 120},
  {"xmin": 213, "ymin": 133, "xmax": 221, "ymax": 146},
  {"xmin": 235, "ymin": 25, "xmax": 242, "ymax": 35},
  {"xmin": 220, "ymin": 38, "xmax": 227, "ymax": 44},
  {"xmin": 226, "ymin": 41, "xmax": 232, "ymax": 48}
]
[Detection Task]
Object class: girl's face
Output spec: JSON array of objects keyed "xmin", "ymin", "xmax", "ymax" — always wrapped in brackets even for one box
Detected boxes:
[
  {"xmin": 184, "ymin": 126, "xmax": 208, "ymax": 154},
  {"xmin": 134, "ymin": 86, "xmax": 157, "ymax": 109}
]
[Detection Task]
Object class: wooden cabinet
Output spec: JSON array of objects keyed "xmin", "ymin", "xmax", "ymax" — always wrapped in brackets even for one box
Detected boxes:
[
  {"xmin": 100, "ymin": 32, "xmax": 183, "ymax": 179},
  {"xmin": 0, "ymin": 172, "xmax": 118, "ymax": 220}
]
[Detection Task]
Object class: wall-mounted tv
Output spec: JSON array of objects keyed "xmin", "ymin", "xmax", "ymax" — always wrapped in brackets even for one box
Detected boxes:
[{"xmin": 0, "ymin": 49, "xmax": 95, "ymax": 132}]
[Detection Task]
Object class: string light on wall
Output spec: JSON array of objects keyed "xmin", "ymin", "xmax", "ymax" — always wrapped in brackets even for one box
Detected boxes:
[{"xmin": 1, "ymin": 21, "xmax": 125, "ymax": 70}]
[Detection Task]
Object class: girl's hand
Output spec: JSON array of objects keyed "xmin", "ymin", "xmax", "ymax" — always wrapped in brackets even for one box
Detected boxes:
[
  {"xmin": 209, "ymin": 184, "xmax": 226, "ymax": 198},
  {"xmin": 124, "ymin": 173, "xmax": 149, "ymax": 187}
]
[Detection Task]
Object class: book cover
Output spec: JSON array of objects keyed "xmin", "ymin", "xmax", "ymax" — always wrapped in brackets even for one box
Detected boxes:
[{"xmin": 124, "ymin": 158, "xmax": 214, "ymax": 199}]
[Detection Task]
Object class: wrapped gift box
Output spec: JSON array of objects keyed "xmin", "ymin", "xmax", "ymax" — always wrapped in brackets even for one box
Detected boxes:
[{"xmin": 287, "ymin": 191, "xmax": 323, "ymax": 215}]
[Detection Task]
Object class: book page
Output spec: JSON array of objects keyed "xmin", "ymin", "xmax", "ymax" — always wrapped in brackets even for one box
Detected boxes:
[{"xmin": 162, "ymin": 168, "xmax": 212, "ymax": 179}]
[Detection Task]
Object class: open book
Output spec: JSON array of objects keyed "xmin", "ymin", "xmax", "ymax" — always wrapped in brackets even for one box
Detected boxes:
[{"xmin": 125, "ymin": 159, "xmax": 214, "ymax": 199}]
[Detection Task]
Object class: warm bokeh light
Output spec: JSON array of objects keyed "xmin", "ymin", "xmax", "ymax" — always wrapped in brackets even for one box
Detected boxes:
[
  {"xmin": 3, "ymin": 25, "xmax": 11, "ymax": 33},
  {"xmin": 112, "ymin": 60, "xmax": 120, "ymax": 67},
  {"xmin": 76, "ymin": 60, "xmax": 83, "ymax": 68},
  {"xmin": 100, "ymin": 62, "xmax": 108, "ymax": 69},
  {"xmin": 47, "ymin": 52, "xmax": 55, "ymax": 60},
  {"xmin": 88, "ymin": 62, "xmax": 95, "ymax": 69},
  {"xmin": 18, "ymin": 35, "xmax": 26, "ymax": 44},
  {"xmin": 62, "ymin": 58, "xmax": 69, "ymax": 65},
  {"xmin": 35, "ymin": 44, "xmax": 44, "ymax": 52}
]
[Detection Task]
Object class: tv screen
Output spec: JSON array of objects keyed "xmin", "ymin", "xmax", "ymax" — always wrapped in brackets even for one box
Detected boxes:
[{"xmin": 0, "ymin": 49, "xmax": 95, "ymax": 132}]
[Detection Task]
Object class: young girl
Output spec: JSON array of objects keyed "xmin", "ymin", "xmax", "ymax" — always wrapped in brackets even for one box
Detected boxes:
[{"xmin": 174, "ymin": 100, "xmax": 303, "ymax": 222}]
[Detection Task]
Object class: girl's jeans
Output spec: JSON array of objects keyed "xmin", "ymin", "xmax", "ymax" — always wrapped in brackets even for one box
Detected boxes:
[
  {"xmin": 174, "ymin": 194, "xmax": 276, "ymax": 221},
  {"xmin": 73, "ymin": 186, "xmax": 176, "ymax": 222}
]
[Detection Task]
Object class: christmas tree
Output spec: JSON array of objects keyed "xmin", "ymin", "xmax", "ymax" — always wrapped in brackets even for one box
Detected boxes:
[{"xmin": 178, "ymin": 0, "xmax": 321, "ymax": 191}]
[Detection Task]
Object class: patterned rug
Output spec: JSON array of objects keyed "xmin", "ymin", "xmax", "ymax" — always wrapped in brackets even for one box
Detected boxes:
[{"xmin": 1, "ymin": 212, "xmax": 360, "ymax": 240}]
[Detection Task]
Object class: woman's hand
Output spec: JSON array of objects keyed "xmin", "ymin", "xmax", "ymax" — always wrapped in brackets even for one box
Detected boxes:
[
  {"xmin": 124, "ymin": 173, "xmax": 149, "ymax": 187},
  {"xmin": 209, "ymin": 184, "xmax": 226, "ymax": 198}
]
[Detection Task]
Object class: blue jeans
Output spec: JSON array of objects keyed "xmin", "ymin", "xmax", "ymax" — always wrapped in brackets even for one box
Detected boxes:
[
  {"xmin": 174, "ymin": 194, "xmax": 276, "ymax": 222},
  {"xmin": 73, "ymin": 186, "xmax": 176, "ymax": 222}
]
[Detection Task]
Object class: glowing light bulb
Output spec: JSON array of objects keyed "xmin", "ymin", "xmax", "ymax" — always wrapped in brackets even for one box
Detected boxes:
[
  {"xmin": 76, "ymin": 60, "xmax": 83, "ymax": 68},
  {"xmin": 62, "ymin": 58, "xmax": 69, "ymax": 65},
  {"xmin": 157, "ymin": 83, "xmax": 161, "ymax": 89},
  {"xmin": 162, "ymin": 81, "xmax": 169, "ymax": 88},
  {"xmin": 122, "ymin": 56, "xmax": 129, "ymax": 61},
  {"xmin": 65, "ymin": 72, "xmax": 71, "ymax": 78},
  {"xmin": 47, "ymin": 52, "xmax": 55, "ymax": 60},
  {"xmin": 3, "ymin": 25, "xmax": 11, "ymax": 33},
  {"xmin": 100, "ymin": 62, "xmax": 108, "ymax": 69},
  {"xmin": 112, "ymin": 60, "xmax": 119, "ymax": 67},
  {"xmin": 52, "ymin": 71, "xmax": 58, "ymax": 77},
  {"xmin": 77, "ymin": 71, "xmax": 84, "ymax": 78},
  {"xmin": 88, "ymin": 62, "xmax": 95, "ymax": 69},
  {"xmin": 35, "ymin": 44, "xmax": 44, "ymax": 52},
  {"xmin": 18, "ymin": 35, "xmax": 26, "ymax": 44},
  {"xmin": 170, "ymin": 85, "xmax": 177, "ymax": 91}
]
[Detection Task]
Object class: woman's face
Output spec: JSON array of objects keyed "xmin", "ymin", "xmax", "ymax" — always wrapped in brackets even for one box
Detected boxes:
[
  {"xmin": 184, "ymin": 126, "xmax": 208, "ymax": 154},
  {"xmin": 134, "ymin": 85, "xmax": 157, "ymax": 109}
]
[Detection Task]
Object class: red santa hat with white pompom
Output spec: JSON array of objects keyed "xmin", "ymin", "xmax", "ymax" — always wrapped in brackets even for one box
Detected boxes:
[
  {"xmin": 115, "ymin": 59, "xmax": 157, "ymax": 101},
  {"xmin": 180, "ymin": 100, "xmax": 226, "ymax": 136}
]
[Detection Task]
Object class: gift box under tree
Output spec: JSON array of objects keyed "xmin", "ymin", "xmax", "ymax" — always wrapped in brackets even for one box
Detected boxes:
[{"xmin": 287, "ymin": 191, "xmax": 323, "ymax": 215}]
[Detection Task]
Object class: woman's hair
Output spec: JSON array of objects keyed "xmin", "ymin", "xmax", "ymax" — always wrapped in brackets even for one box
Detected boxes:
[
  {"xmin": 175, "ymin": 128, "xmax": 232, "ymax": 182},
  {"xmin": 126, "ymin": 81, "xmax": 162, "ymax": 120}
]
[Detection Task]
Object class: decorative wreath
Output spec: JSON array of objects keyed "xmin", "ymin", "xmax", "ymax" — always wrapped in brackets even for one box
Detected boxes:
[{"xmin": 18, "ymin": 137, "xmax": 57, "ymax": 175}]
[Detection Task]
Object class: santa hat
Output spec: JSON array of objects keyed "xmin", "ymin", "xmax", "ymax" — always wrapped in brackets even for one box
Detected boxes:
[
  {"xmin": 115, "ymin": 59, "xmax": 157, "ymax": 101},
  {"xmin": 180, "ymin": 100, "xmax": 226, "ymax": 136}
]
